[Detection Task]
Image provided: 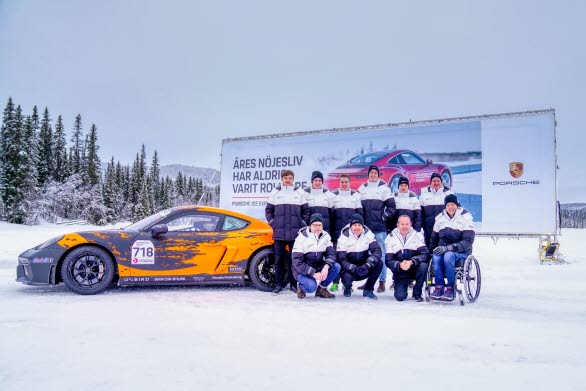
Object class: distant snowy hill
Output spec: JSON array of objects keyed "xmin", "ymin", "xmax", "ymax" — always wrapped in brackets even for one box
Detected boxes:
[{"xmin": 160, "ymin": 164, "xmax": 219, "ymax": 185}]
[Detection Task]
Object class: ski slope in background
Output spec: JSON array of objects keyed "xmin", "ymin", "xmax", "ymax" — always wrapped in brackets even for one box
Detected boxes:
[{"xmin": 0, "ymin": 222, "xmax": 584, "ymax": 391}]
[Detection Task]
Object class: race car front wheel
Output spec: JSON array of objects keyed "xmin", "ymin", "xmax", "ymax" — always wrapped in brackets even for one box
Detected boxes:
[
  {"xmin": 248, "ymin": 248, "xmax": 276, "ymax": 292},
  {"xmin": 61, "ymin": 246, "xmax": 115, "ymax": 295}
]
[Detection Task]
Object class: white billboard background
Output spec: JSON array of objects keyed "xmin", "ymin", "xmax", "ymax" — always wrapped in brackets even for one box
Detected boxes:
[
  {"xmin": 220, "ymin": 111, "xmax": 557, "ymax": 234},
  {"xmin": 481, "ymin": 113, "xmax": 557, "ymax": 233}
]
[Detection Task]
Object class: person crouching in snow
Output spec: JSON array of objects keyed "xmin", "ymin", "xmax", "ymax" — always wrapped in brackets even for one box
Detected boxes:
[
  {"xmin": 385, "ymin": 215, "xmax": 429, "ymax": 302},
  {"xmin": 292, "ymin": 213, "xmax": 341, "ymax": 299},
  {"xmin": 429, "ymin": 194, "xmax": 475, "ymax": 301},
  {"xmin": 336, "ymin": 213, "xmax": 383, "ymax": 300}
]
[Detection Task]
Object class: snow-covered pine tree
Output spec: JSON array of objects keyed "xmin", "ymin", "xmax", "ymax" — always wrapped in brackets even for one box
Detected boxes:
[
  {"xmin": 176, "ymin": 172, "xmax": 185, "ymax": 200},
  {"xmin": 36, "ymin": 107, "xmax": 54, "ymax": 187},
  {"xmin": 133, "ymin": 178, "xmax": 152, "ymax": 221},
  {"xmin": 0, "ymin": 98, "xmax": 16, "ymax": 219},
  {"xmin": 22, "ymin": 115, "xmax": 40, "ymax": 224},
  {"xmin": 130, "ymin": 153, "xmax": 141, "ymax": 206},
  {"xmin": 52, "ymin": 115, "xmax": 68, "ymax": 182},
  {"xmin": 159, "ymin": 178, "xmax": 170, "ymax": 210},
  {"xmin": 2, "ymin": 105, "xmax": 27, "ymax": 223},
  {"xmin": 149, "ymin": 150, "xmax": 161, "ymax": 210},
  {"xmin": 70, "ymin": 114, "xmax": 83, "ymax": 175},
  {"xmin": 102, "ymin": 157, "xmax": 117, "ymax": 222},
  {"xmin": 85, "ymin": 124, "xmax": 101, "ymax": 186}
]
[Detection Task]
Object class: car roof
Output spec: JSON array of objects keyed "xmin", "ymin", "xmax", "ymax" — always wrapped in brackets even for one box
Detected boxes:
[{"xmin": 170, "ymin": 205, "xmax": 266, "ymax": 223}]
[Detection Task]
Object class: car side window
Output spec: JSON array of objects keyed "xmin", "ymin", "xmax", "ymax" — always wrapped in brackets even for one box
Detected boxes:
[
  {"xmin": 401, "ymin": 153, "xmax": 425, "ymax": 164},
  {"xmin": 388, "ymin": 156, "xmax": 402, "ymax": 165},
  {"xmin": 166, "ymin": 214, "xmax": 220, "ymax": 232},
  {"xmin": 222, "ymin": 216, "xmax": 249, "ymax": 231}
]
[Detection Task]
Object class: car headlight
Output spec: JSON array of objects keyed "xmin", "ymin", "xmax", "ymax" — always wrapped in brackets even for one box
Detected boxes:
[{"xmin": 37, "ymin": 235, "xmax": 64, "ymax": 250}]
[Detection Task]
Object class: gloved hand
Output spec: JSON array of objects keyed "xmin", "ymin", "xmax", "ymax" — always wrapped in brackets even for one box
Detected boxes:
[
  {"xmin": 355, "ymin": 264, "xmax": 370, "ymax": 277},
  {"xmin": 433, "ymin": 245, "xmax": 453, "ymax": 255},
  {"xmin": 345, "ymin": 263, "xmax": 357, "ymax": 273}
]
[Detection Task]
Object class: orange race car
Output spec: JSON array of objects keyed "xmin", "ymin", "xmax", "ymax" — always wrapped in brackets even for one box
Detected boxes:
[{"xmin": 16, "ymin": 206, "xmax": 277, "ymax": 295}]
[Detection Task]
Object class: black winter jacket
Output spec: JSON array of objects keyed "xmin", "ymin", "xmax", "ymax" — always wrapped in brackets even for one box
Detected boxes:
[
  {"xmin": 358, "ymin": 180, "xmax": 396, "ymax": 233},
  {"xmin": 331, "ymin": 189, "xmax": 363, "ymax": 242},
  {"xmin": 291, "ymin": 227, "xmax": 337, "ymax": 279},
  {"xmin": 384, "ymin": 228, "xmax": 429, "ymax": 272},
  {"xmin": 265, "ymin": 184, "xmax": 310, "ymax": 241},
  {"xmin": 419, "ymin": 185, "xmax": 454, "ymax": 245},
  {"xmin": 304, "ymin": 186, "xmax": 335, "ymax": 233},
  {"xmin": 429, "ymin": 208, "xmax": 475, "ymax": 255},
  {"xmin": 387, "ymin": 190, "xmax": 422, "ymax": 233},
  {"xmin": 336, "ymin": 225, "xmax": 382, "ymax": 272}
]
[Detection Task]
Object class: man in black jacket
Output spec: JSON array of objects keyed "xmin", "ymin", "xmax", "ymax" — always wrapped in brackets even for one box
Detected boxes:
[
  {"xmin": 336, "ymin": 214, "xmax": 383, "ymax": 300},
  {"xmin": 385, "ymin": 215, "xmax": 429, "ymax": 302},
  {"xmin": 265, "ymin": 169, "xmax": 310, "ymax": 294}
]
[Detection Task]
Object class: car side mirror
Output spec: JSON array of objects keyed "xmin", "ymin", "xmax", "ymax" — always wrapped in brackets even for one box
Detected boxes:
[
  {"xmin": 426, "ymin": 159, "xmax": 433, "ymax": 165},
  {"xmin": 151, "ymin": 224, "xmax": 168, "ymax": 238}
]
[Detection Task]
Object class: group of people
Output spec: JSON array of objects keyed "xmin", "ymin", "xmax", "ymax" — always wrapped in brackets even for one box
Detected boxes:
[{"xmin": 264, "ymin": 165, "xmax": 475, "ymax": 301}]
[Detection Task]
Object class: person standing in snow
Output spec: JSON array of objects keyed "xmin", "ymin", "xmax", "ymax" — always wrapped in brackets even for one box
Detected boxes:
[
  {"xmin": 429, "ymin": 194, "xmax": 475, "ymax": 301},
  {"xmin": 304, "ymin": 171, "xmax": 335, "ymax": 234},
  {"xmin": 292, "ymin": 213, "xmax": 340, "ymax": 299},
  {"xmin": 385, "ymin": 215, "xmax": 429, "ymax": 302},
  {"xmin": 387, "ymin": 176, "xmax": 422, "ymax": 233},
  {"xmin": 329, "ymin": 174, "xmax": 363, "ymax": 292},
  {"xmin": 336, "ymin": 214, "xmax": 383, "ymax": 300},
  {"xmin": 419, "ymin": 172, "xmax": 454, "ymax": 248},
  {"xmin": 357, "ymin": 165, "xmax": 395, "ymax": 293},
  {"xmin": 265, "ymin": 169, "xmax": 310, "ymax": 294}
]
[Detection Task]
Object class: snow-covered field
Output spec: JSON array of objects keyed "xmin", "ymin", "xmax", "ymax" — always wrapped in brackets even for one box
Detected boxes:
[{"xmin": 1, "ymin": 222, "xmax": 585, "ymax": 391}]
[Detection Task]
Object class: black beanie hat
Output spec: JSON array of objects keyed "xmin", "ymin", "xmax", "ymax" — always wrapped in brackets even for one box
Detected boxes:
[
  {"xmin": 430, "ymin": 172, "xmax": 441, "ymax": 184},
  {"xmin": 368, "ymin": 165, "xmax": 380, "ymax": 175},
  {"xmin": 349, "ymin": 213, "xmax": 364, "ymax": 227},
  {"xmin": 311, "ymin": 171, "xmax": 324, "ymax": 182},
  {"xmin": 444, "ymin": 194, "xmax": 460, "ymax": 207},
  {"xmin": 398, "ymin": 176, "xmax": 409, "ymax": 187},
  {"xmin": 309, "ymin": 213, "xmax": 324, "ymax": 225}
]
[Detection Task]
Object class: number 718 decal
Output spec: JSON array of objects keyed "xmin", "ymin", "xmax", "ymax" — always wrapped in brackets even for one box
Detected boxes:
[{"xmin": 131, "ymin": 240, "xmax": 156, "ymax": 265}]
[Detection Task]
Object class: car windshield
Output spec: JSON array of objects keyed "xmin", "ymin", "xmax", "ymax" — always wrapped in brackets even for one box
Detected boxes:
[
  {"xmin": 124, "ymin": 209, "xmax": 173, "ymax": 231},
  {"xmin": 346, "ymin": 152, "xmax": 388, "ymax": 167}
]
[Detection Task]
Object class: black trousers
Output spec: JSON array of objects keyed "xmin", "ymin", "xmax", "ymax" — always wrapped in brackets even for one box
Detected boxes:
[
  {"xmin": 273, "ymin": 240, "xmax": 296, "ymax": 289},
  {"xmin": 341, "ymin": 261, "xmax": 383, "ymax": 291},
  {"xmin": 391, "ymin": 262, "xmax": 428, "ymax": 301}
]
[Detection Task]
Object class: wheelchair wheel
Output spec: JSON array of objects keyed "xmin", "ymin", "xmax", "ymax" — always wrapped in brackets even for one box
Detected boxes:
[
  {"xmin": 463, "ymin": 255, "xmax": 481, "ymax": 302},
  {"xmin": 423, "ymin": 262, "xmax": 434, "ymax": 302}
]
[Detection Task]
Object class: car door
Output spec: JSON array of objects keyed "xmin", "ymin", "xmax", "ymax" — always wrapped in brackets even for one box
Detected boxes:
[
  {"xmin": 400, "ymin": 152, "xmax": 434, "ymax": 193},
  {"xmin": 129, "ymin": 212, "xmax": 226, "ymax": 277}
]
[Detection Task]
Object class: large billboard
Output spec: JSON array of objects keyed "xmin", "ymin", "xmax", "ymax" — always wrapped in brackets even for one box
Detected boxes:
[{"xmin": 220, "ymin": 110, "xmax": 557, "ymax": 235}]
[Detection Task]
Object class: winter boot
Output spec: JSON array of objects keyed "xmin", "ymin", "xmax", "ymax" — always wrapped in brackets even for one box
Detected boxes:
[
  {"xmin": 430, "ymin": 286, "xmax": 444, "ymax": 300},
  {"xmin": 316, "ymin": 286, "xmax": 335, "ymax": 299},
  {"xmin": 271, "ymin": 285, "xmax": 284, "ymax": 295},
  {"xmin": 441, "ymin": 286, "xmax": 455, "ymax": 301},
  {"xmin": 343, "ymin": 285, "xmax": 352, "ymax": 297},
  {"xmin": 329, "ymin": 283, "xmax": 339, "ymax": 292},
  {"xmin": 297, "ymin": 287, "xmax": 306, "ymax": 299},
  {"xmin": 412, "ymin": 294, "xmax": 423, "ymax": 302},
  {"xmin": 363, "ymin": 290, "xmax": 378, "ymax": 300},
  {"xmin": 376, "ymin": 281, "xmax": 386, "ymax": 293}
]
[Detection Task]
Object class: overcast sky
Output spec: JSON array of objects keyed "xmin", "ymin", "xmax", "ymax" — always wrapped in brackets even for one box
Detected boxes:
[{"xmin": 0, "ymin": 0, "xmax": 584, "ymax": 202}]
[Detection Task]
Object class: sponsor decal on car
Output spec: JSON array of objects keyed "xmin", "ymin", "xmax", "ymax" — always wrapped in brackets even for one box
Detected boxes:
[
  {"xmin": 228, "ymin": 266, "xmax": 243, "ymax": 273},
  {"xmin": 131, "ymin": 240, "xmax": 155, "ymax": 264},
  {"xmin": 32, "ymin": 257, "xmax": 53, "ymax": 263}
]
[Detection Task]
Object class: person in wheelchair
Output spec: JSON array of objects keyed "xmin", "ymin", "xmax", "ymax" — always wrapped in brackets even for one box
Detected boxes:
[
  {"xmin": 385, "ymin": 215, "xmax": 429, "ymax": 302},
  {"xmin": 429, "ymin": 194, "xmax": 475, "ymax": 301}
]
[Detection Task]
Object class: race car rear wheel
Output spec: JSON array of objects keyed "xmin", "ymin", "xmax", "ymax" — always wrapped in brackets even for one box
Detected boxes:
[
  {"xmin": 248, "ymin": 248, "xmax": 276, "ymax": 292},
  {"xmin": 61, "ymin": 246, "xmax": 115, "ymax": 295}
]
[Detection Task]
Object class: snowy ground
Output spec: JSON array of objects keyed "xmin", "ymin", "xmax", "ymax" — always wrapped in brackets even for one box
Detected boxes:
[{"xmin": 1, "ymin": 223, "xmax": 585, "ymax": 391}]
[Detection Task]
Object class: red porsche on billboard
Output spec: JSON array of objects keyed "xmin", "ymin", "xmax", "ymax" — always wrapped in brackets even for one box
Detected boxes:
[{"xmin": 324, "ymin": 149, "xmax": 452, "ymax": 194}]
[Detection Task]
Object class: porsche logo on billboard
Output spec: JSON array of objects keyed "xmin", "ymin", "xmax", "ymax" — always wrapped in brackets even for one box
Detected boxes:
[{"xmin": 509, "ymin": 162, "xmax": 523, "ymax": 179}]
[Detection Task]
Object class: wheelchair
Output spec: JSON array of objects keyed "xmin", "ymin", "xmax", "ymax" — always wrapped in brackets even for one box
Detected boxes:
[{"xmin": 423, "ymin": 255, "xmax": 481, "ymax": 306}]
